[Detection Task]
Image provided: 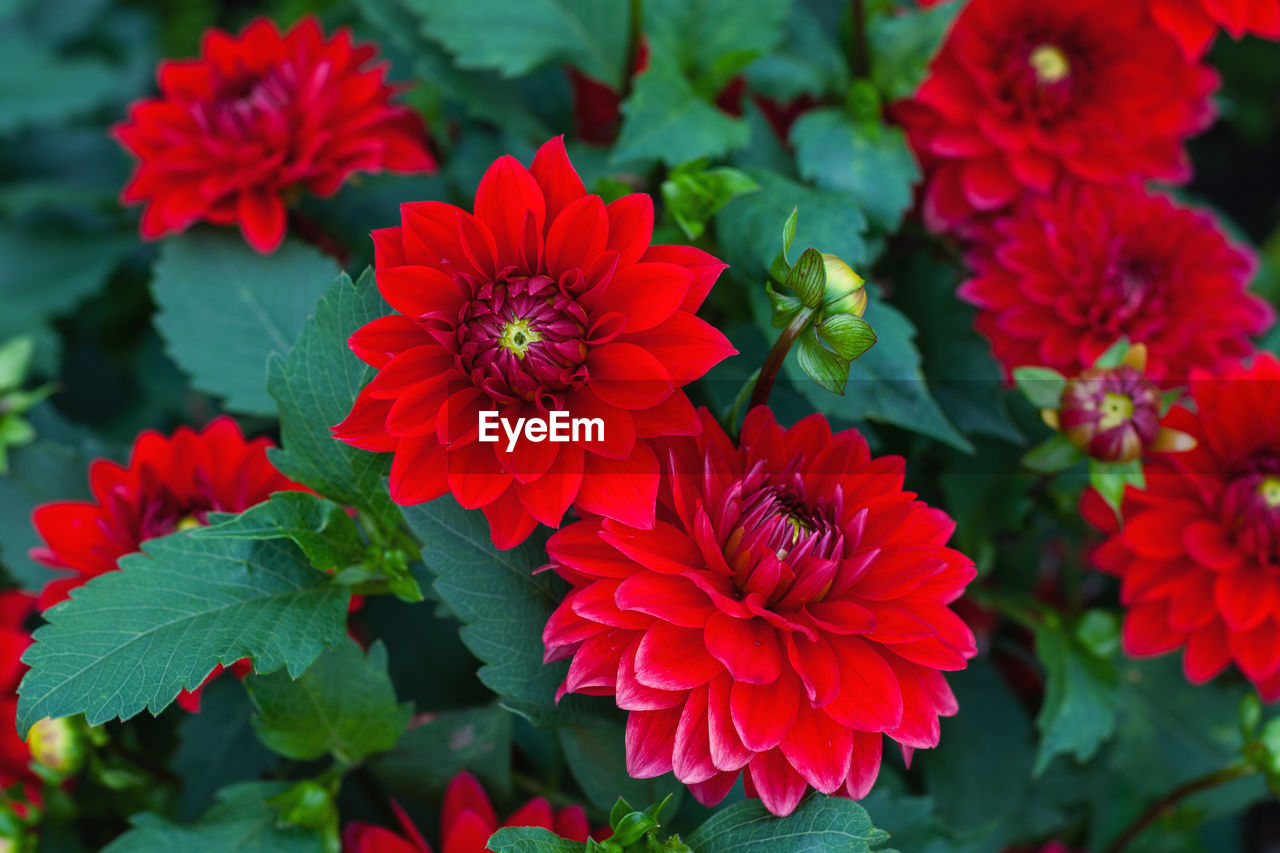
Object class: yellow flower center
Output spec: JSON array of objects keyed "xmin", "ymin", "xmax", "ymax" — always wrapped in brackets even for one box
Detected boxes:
[
  {"xmin": 1259, "ymin": 476, "xmax": 1280, "ymax": 508},
  {"xmin": 1029, "ymin": 44, "xmax": 1070, "ymax": 84},
  {"xmin": 498, "ymin": 318, "xmax": 544, "ymax": 360},
  {"xmin": 1098, "ymin": 392, "xmax": 1134, "ymax": 431},
  {"xmin": 175, "ymin": 515, "xmax": 203, "ymax": 532},
  {"xmin": 27, "ymin": 717, "xmax": 75, "ymax": 772}
]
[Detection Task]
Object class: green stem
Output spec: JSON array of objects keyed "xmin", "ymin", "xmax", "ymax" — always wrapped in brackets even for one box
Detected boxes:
[
  {"xmin": 748, "ymin": 307, "xmax": 814, "ymax": 412},
  {"xmin": 850, "ymin": 0, "xmax": 870, "ymax": 79},
  {"xmin": 623, "ymin": 0, "xmax": 644, "ymax": 100},
  {"xmin": 1102, "ymin": 762, "xmax": 1256, "ymax": 853}
]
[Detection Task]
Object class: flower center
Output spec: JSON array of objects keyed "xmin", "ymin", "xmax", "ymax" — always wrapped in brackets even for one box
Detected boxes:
[
  {"xmin": 1098, "ymin": 392, "xmax": 1134, "ymax": 431},
  {"xmin": 1260, "ymin": 476, "xmax": 1280, "ymax": 509},
  {"xmin": 1221, "ymin": 457, "xmax": 1280, "ymax": 564},
  {"xmin": 1029, "ymin": 44, "xmax": 1070, "ymax": 84},
  {"xmin": 497, "ymin": 317, "xmax": 545, "ymax": 360}
]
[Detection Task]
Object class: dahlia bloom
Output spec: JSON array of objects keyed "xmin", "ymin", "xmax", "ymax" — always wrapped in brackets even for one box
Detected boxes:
[
  {"xmin": 1084, "ymin": 353, "xmax": 1280, "ymax": 699},
  {"xmin": 960, "ymin": 183, "xmax": 1272, "ymax": 382},
  {"xmin": 543, "ymin": 407, "xmax": 977, "ymax": 816},
  {"xmin": 333, "ymin": 137, "xmax": 735, "ymax": 548},
  {"xmin": 30, "ymin": 417, "xmax": 303, "ymax": 710},
  {"xmin": 1149, "ymin": 0, "xmax": 1280, "ymax": 57},
  {"xmin": 0, "ymin": 591, "xmax": 36, "ymax": 790},
  {"xmin": 113, "ymin": 17, "xmax": 435, "ymax": 253},
  {"xmin": 895, "ymin": 0, "xmax": 1218, "ymax": 233},
  {"xmin": 342, "ymin": 771, "xmax": 592, "ymax": 853}
]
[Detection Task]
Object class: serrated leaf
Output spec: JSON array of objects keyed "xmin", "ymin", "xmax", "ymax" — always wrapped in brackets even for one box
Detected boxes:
[
  {"xmin": 1022, "ymin": 434, "xmax": 1084, "ymax": 474},
  {"xmin": 645, "ymin": 0, "xmax": 790, "ymax": 92},
  {"xmin": 559, "ymin": 720, "xmax": 680, "ymax": 813},
  {"xmin": 370, "ymin": 704, "xmax": 513, "ymax": 802},
  {"xmin": 687, "ymin": 794, "xmax": 888, "ymax": 852},
  {"xmin": 791, "ymin": 109, "xmax": 920, "ymax": 232},
  {"xmin": 195, "ymin": 492, "xmax": 365, "ymax": 572},
  {"xmin": 786, "ymin": 248, "xmax": 826, "ymax": 308},
  {"xmin": 868, "ymin": 1, "xmax": 962, "ymax": 101},
  {"xmin": 817, "ymin": 314, "xmax": 877, "ymax": 361},
  {"xmin": 661, "ymin": 166, "xmax": 759, "ymax": 240},
  {"xmin": 246, "ymin": 638, "xmax": 411, "ymax": 765},
  {"xmin": 16, "ymin": 532, "xmax": 350, "ymax": 732},
  {"xmin": 745, "ymin": 1, "xmax": 848, "ymax": 101},
  {"xmin": 267, "ymin": 269, "xmax": 402, "ymax": 531},
  {"xmin": 613, "ymin": 59, "xmax": 749, "ymax": 165},
  {"xmin": 487, "ymin": 827, "xmax": 584, "ymax": 853},
  {"xmin": 407, "ymin": 0, "xmax": 629, "ymax": 87},
  {"xmin": 1012, "ymin": 366, "xmax": 1067, "ymax": 410},
  {"xmin": 1033, "ymin": 622, "xmax": 1120, "ymax": 775},
  {"xmin": 795, "ymin": 325, "xmax": 849, "ymax": 394},
  {"xmin": 152, "ymin": 230, "xmax": 337, "ymax": 417},
  {"xmin": 102, "ymin": 782, "xmax": 324, "ymax": 853}
]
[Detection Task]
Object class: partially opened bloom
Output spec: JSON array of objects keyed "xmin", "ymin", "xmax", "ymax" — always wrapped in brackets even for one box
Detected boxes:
[
  {"xmin": 114, "ymin": 17, "xmax": 435, "ymax": 253},
  {"xmin": 342, "ymin": 771, "xmax": 593, "ymax": 853},
  {"xmin": 30, "ymin": 417, "xmax": 304, "ymax": 709},
  {"xmin": 1084, "ymin": 353, "xmax": 1280, "ymax": 699},
  {"xmin": 333, "ymin": 137, "xmax": 735, "ymax": 548},
  {"xmin": 543, "ymin": 408, "xmax": 977, "ymax": 816},
  {"xmin": 1148, "ymin": 0, "xmax": 1280, "ymax": 57},
  {"xmin": 896, "ymin": 0, "xmax": 1217, "ymax": 233},
  {"xmin": 961, "ymin": 183, "xmax": 1271, "ymax": 382}
]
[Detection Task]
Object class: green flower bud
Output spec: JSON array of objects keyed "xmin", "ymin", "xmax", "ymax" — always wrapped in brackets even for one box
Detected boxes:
[{"xmin": 819, "ymin": 254, "xmax": 866, "ymax": 318}]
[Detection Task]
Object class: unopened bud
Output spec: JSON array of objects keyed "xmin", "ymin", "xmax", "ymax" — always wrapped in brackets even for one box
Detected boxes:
[
  {"xmin": 819, "ymin": 254, "xmax": 866, "ymax": 318},
  {"xmin": 1057, "ymin": 366, "xmax": 1159, "ymax": 463},
  {"xmin": 26, "ymin": 716, "xmax": 85, "ymax": 778}
]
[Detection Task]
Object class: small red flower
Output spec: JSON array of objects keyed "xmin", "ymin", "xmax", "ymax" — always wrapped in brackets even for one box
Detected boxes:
[
  {"xmin": 342, "ymin": 771, "xmax": 594, "ymax": 853},
  {"xmin": 960, "ymin": 183, "xmax": 1272, "ymax": 382},
  {"xmin": 113, "ymin": 17, "xmax": 436, "ymax": 253},
  {"xmin": 895, "ymin": 0, "xmax": 1217, "ymax": 233},
  {"xmin": 0, "ymin": 591, "xmax": 37, "ymax": 791},
  {"xmin": 543, "ymin": 408, "xmax": 976, "ymax": 817},
  {"xmin": 29, "ymin": 417, "xmax": 304, "ymax": 710},
  {"xmin": 333, "ymin": 137, "xmax": 736, "ymax": 549},
  {"xmin": 1148, "ymin": 0, "xmax": 1280, "ymax": 57},
  {"xmin": 1084, "ymin": 353, "xmax": 1280, "ymax": 699}
]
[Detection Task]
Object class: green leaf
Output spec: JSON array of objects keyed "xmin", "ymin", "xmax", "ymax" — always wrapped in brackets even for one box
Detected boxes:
[
  {"xmin": 245, "ymin": 638, "xmax": 411, "ymax": 765},
  {"xmin": 402, "ymin": 497, "xmax": 582, "ymax": 724},
  {"xmin": 0, "ymin": 36, "xmax": 119, "ymax": 135},
  {"xmin": 687, "ymin": 794, "xmax": 888, "ymax": 852},
  {"xmin": 102, "ymin": 782, "xmax": 325, "ymax": 853},
  {"xmin": 745, "ymin": 1, "xmax": 848, "ymax": 101},
  {"xmin": 152, "ymin": 230, "xmax": 337, "ymax": 417},
  {"xmin": 407, "ymin": 0, "xmax": 630, "ymax": 87},
  {"xmin": 195, "ymin": 492, "xmax": 366, "ymax": 573},
  {"xmin": 0, "ymin": 336, "xmax": 34, "ymax": 392},
  {"xmin": 369, "ymin": 704, "xmax": 513, "ymax": 803},
  {"xmin": 661, "ymin": 165, "xmax": 759, "ymax": 240},
  {"xmin": 487, "ymin": 827, "xmax": 584, "ymax": 853},
  {"xmin": 613, "ymin": 59, "xmax": 749, "ymax": 166},
  {"xmin": 1089, "ymin": 458, "xmax": 1142, "ymax": 514},
  {"xmin": 785, "ymin": 248, "xmax": 826, "ymax": 309},
  {"xmin": 1012, "ymin": 366, "xmax": 1067, "ymax": 410},
  {"xmin": 559, "ymin": 720, "xmax": 680, "ymax": 812},
  {"xmin": 644, "ymin": 0, "xmax": 791, "ymax": 92},
  {"xmin": 1022, "ymin": 434, "xmax": 1084, "ymax": 474},
  {"xmin": 791, "ymin": 109, "xmax": 921, "ymax": 232},
  {"xmin": 867, "ymin": 1, "xmax": 962, "ymax": 101},
  {"xmin": 1033, "ymin": 621, "xmax": 1121, "ymax": 774},
  {"xmin": 816, "ymin": 314, "xmax": 877, "ymax": 362},
  {"xmin": 267, "ymin": 270, "xmax": 401, "ymax": 531},
  {"xmin": 1094, "ymin": 337, "xmax": 1130, "ymax": 369},
  {"xmin": 16, "ymin": 532, "xmax": 350, "ymax": 732},
  {"xmin": 795, "ymin": 325, "xmax": 849, "ymax": 395}
]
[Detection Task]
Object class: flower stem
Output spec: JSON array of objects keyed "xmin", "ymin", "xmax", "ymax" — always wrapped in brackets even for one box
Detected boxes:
[
  {"xmin": 623, "ymin": 0, "xmax": 644, "ymax": 100},
  {"xmin": 850, "ymin": 0, "xmax": 870, "ymax": 79},
  {"xmin": 749, "ymin": 307, "xmax": 814, "ymax": 412},
  {"xmin": 1102, "ymin": 762, "xmax": 1256, "ymax": 853}
]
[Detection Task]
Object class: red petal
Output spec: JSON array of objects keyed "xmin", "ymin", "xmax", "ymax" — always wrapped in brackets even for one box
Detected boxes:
[
  {"xmin": 474, "ymin": 155, "xmax": 545, "ymax": 271},
  {"xmin": 844, "ymin": 731, "xmax": 883, "ymax": 799},
  {"xmin": 615, "ymin": 572, "xmax": 715, "ymax": 627},
  {"xmin": 730, "ymin": 671, "xmax": 799, "ymax": 751},
  {"xmin": 576, "ymin": 443, "xmax": 660, "ymax": 529},
  {"xmin": 443, "ymin": 771, "xmax": 498, "ymax": 834},
  {"xmin": 707, "ymin": 673, "xmax": 754, "ymax": 772},
  {"xmin": 704, "ymin": 611, "xmax": 782, "ymax": 685},
  {"xmin": 746, "ymin": 748, "xmax": 809, "ymax": 817},
  {"xmin": 780, "ymin": 703, "xmax": 854, "ymax": 794},
  {"xmin": 822, "ymin": 636, "xmax": 904, "ymax": 732},
  {"xmin": 546, "ymin": 195, "xmax": 608, "ymax": 277},
  {"xmin": 639, "ymin": 244, "xmax": 727, "ymax": 311},
  {"xmin": 376, "ymin": 265, "xmax": 467, "ymax": 321},
  {"xmin": 388, "ymin": 436, "xmax": 449, "ymax": 505},
  {"xmin": 634, "ymin": 622, "xmax": 722, "ymax": 690},
  {"xmin": 237, "ymin": 190, "xmax": 287, "ymax": 253},
  {"xmin": 625, "ymin": 706, "xmax": 683, "ymax": 778},
  {"xmin": 673, "ymin": 685, "xmax": 720, "ymax": 783},
  {"xmin": 1184, "ymin": 520, "xmax": 1242, "ymax": 571},
  {"xmin": 605, "ymin": 194, "xmax": 654, "ymax": 267},
  {"xmin": 529, "ymin": 136, "xmax": 587, "ymax": 224},
  {"xmin": 597, "ymin": 263, "xmax": 694, "ymax": 333},
  {"xmin": 586, "ymin": 343, "xmax": 673, "ymax": 410},
  {"xmin": 619, "ymin": 313, "xmax": 736, "ymax": 384},
  {"xmin": 480, "ymin": 488, "xmax": 539, "ymax": 549},
  {"xmin": 617, "ymin": 637, "xmax": 684, "ymax": 710},
  {"xmin": 515, "ymin": 444, "xmax": 584, "ymax": 528},
  {"xmin": 348, "ymin": 315, "xmax": 433, "ymax": 368},
  {"xmin": 446, "ymin": 442, "xmax": 512, "ymax": 510},
  {"xmin": 504, "ymin": 797, "xmax": 554, "ymax": 830}
]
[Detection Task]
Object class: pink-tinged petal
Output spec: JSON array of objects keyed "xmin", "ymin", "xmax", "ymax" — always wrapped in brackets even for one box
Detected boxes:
[
  {"xmin": 615, "ymin": 572, "xmax": 715, "ymax": 627},
  {"xmin": 443, "ymin": 771, "xmax": 498, "ymax": 834},
  {"xmin": 823, "ymin": 636, "xmax": 904, "ymax": 732},
  {"xmin": 619, "ymin": 313, "xmax": 736, "ymax": 385},
  {"xmin": 785, "ymin": 632, "xmax": 841, "ymax": 708},
  {"xmin": 474, "ymin": 155, "xmax": 545, "ymax": 271},
  {"xmin": 730, "ymin": 671, "xmax": 800, "ymax": 752},
  {"xmin": 707, "ymin": 673, "xmax": 754, "ymax": 772},
  {"xmin": 544, "ymin": 596, "xmax": 609, "ymax": 662},
  {"xmin": 605, "ymin": 194, "xmax": 654, "ymax": 267},
  {"xmin": 586, "ymin": 343, "xmax": 673, "ymax": 410},
  {"xmin": 515, "ymin": 444, "xmax": 584, "ymax": 528},
  {"xmin": 546, "ymin": 194, "xmax": 608, "ymax": 277},
  {"xmin": 625, "ymin": 706, "xmax": 683, "ymax": 778},
  {"xmin": 237, "ymin": 190, "xmax": 287, "ymax": 253},
  {"xmin": 481, "ymin": 487, "xmax": 540, "ymax": 549},
  {"xmin": 617, "ymin": 637, "xmax": 685, "ymax": 710},
  {"xmin": 547, "ymin": 520, "xmax": 644, "ymax": 580},
  {"xmin": 377, "ymin": 265, "xmax": 467, "ymax": 320},
  {"xmin": 687, "ymin": 770, "xmax": 740, "ymax": 808},
  {"xmin": 576, "ymin": 443, "xmax": 660, "ymax": 529},
  {"xmin": 529, "ymin": 136, "xmax": 587, "ymax": 224},
  {"xmin": 388, "ymin": 437, "xmax": 449, "ymax": 505},
  {"xmin": 639, "ymin": 244, "xmax": 727, "ymax": 311},
  {"xmin": 597, "ymin": 263, "xmax": 694, "ymax": 333},
  {"xmin": 673, "ymin": 685, "xmax": 720, "ymax": 783},
  {"xmin": 960, "ymin": 159, "xmax": 1020, "ymax": 211},
  {"xmin": 780, "ymin": 703, "xmax": 854, "ymax": 794},
  {"xmin": 561, "ymin": 631, "xmax": 631, "ymax": 698},
  {"xmin": 746, "ymin": 748, "xmax": 809, "ymax": 817},
  {"xmin": 570, "ymin": 581, "xmax": 651, "ymax": 630},
  {"xmin": 634, "ymin": 622, "xmax": 723, "ymax": 690},
  {"xmin": 704, "ymin": 611, "xmax": 782, "ymax": 685},
  {"xmin": 348, "ymin": 315, "xmax": 434, "ymax": 368},
  {"xmin": 844, "ymin": 731, "xmax": 883, "ymax": 800},
  {"xmin": 883, "ymin": 652, "xmax": 955, "ymax": 749}
]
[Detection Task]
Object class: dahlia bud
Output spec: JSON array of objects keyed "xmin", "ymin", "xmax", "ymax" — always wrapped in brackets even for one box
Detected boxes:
[
  {"xmin": 1055, "ymin": 365, "xmax": 1160, "ymax": 464},
  {"xmin": 26, "ymin": 716, "xmax": 86, "ymax": 779},
  {"xmin": 819, "ymin": 253, "xmax": 867, "ymax": 318}
]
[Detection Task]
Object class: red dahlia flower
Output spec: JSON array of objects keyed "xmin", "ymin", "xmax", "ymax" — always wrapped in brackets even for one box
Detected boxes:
[
  {"xmin": 342, "ymin": 771, "xmax": 593, "ymax": 853},
  {"xmin": 113, "ymin": 17, "xmax": 436, "ymax": 253},
  {"xmin": 895, "ymin": 0, "xmax": 1217, "ymax": 233},
  {"xmin": 29, "ymin": 417, "xmax": 304, "ymax": 709},
  {"xmin": 960, "ymin": 183, "xmax": 1272, "ymax": 382},
  {"xmin": 542, "ymin": 407, "xmax": 977, "ymax": 816},
  {"xmin": 1149, "ymin": 0, "xmax": 1280, "ymax": 57},
  {"xmin": 1084, "ymin": 353, "xmax": 1280, "ymax": 699},
  {"xmin": 0, "ymin": 591, "xmax": 37, "ymax": 790},
  {"xmin": 333, "ymin": 137, "xmax": 735, "ymax": 549}
]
